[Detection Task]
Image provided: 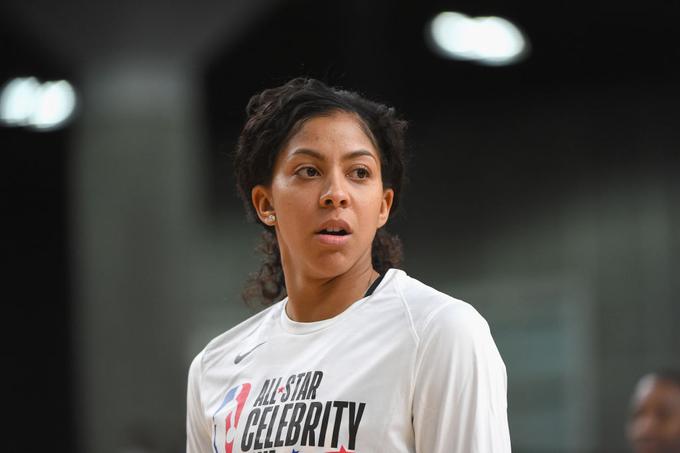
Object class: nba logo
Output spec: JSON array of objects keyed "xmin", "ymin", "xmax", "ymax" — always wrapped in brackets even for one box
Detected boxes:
[{"xmin": 212, "ymin": 383, "xmax": 252, "ymax": 453}]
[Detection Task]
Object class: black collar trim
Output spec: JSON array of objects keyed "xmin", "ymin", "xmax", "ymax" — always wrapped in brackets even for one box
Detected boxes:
[{"xmin": 363, "ymin": 272, "xmax": 385, "ymax": 298}]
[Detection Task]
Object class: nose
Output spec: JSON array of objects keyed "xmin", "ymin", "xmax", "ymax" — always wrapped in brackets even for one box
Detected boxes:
[{"xmin": 319, "ymin": 170, "xmax": 349, "ymax": 208}]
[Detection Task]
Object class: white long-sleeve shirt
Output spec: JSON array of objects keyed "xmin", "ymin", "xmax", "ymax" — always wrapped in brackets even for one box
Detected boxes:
[{"xmin": 187, "ymin": 268, "xmax": 511, "ymax": 453}]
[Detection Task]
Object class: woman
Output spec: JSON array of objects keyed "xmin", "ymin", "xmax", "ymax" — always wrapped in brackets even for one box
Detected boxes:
[{"xmin": 187, "ymin": 78, "xmax": 510, "ymax": 453}]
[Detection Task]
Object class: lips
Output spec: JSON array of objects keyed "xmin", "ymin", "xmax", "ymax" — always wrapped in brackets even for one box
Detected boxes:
[
  {"xmin": 315, "ymin": 219, "xmax": 352, "ymax": 236},
  {"xmin": 315, "ymin": 219, "xmax": 352, "ymax": 246}
]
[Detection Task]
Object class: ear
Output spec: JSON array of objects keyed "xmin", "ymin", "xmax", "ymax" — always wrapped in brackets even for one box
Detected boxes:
[
  {"xmin": 251, "ymin": 184, "xmax": 276, "ymax": 225},
  {"xmin": 377, "ymin": 188, "xmax": 394, "ymax": 228}
]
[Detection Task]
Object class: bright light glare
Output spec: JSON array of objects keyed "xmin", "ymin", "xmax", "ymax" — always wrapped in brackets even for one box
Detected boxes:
[
  {"xmin": 428, "ymin": 12, "xmax": 528, "ymax": 65},
  {"xmin": 32, "ymin": 81, "xmax": 77, "ymax": 129},
  {"xmin": 0, "ymin": 77, "xmax": 39, "ymax": 125},
  {"xmin": 0, "ymin": 77, "xmax": 77, "ymax": 131}
]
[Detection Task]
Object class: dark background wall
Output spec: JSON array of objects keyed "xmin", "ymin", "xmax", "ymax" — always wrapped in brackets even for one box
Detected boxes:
[
  {"xmin": 2, "ymin": 0, "xmax": 679, "ymax": 451},
  {"xmin": 1, "ymin": 18, "xmax": 75, "ymax": 452}
]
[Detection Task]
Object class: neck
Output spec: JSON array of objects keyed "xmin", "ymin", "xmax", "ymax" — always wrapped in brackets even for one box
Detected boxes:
[{"xmin": 283, "ymin": 262, "xmax": 379, "ymax": 323}]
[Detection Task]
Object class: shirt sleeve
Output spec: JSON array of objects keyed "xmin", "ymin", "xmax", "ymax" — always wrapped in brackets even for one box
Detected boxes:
[
  {"xmin": 187, "ymin": 351, "xmax": 213, "ymax": 453},
  {"xmin": 412, "ymin": 302, "xmax": 511, "ymax": 452}
]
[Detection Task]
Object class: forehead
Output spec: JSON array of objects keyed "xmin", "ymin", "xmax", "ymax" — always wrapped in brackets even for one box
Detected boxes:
[{"xmin": 282, "ymin": 111, "xmax": 379, "ymax": 156}]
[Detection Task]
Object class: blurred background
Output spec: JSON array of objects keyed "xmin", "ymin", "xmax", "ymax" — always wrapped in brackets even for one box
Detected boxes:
[{"xmin": 2, "ymin": 0, "xmax": 679, "ymax": 452}]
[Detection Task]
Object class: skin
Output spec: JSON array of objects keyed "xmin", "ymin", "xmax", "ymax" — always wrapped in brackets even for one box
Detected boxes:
[
  {"xmin": 628, "ymin": 374, "xmax": 680, "ymax": 453},
  {"xmin": 251, "ymin": 111, "xmax": 394, "ymax": 322}
]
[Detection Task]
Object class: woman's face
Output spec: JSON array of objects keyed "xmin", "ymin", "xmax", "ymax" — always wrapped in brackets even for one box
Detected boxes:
[{"xmin": 252, "ymin": 111, "xmax": 394, "ymax": 280}]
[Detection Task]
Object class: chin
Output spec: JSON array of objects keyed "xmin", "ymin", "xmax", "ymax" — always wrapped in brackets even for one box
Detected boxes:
[{"xmin": 305, "ymin": 253, "xmax": 359, "ymax": 279}]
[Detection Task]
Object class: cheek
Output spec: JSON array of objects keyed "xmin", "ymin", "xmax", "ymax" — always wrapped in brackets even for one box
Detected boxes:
[
  {"xmin": 278, "ymin": 200, "xmax": 310, "ymax": 228},
  {"xmin": 273, "ymin": 185, "xmax": 316, "ymax": 233},
  {"xmin": 666, "ymin": 415, "xmax": 680, "ymax": 436},
  {"xmin": 353, "ymin": 196, "xmax": 385, "ymax": 235},
  {"xmin": 273, "ymin": 178, "xmax": 309, "ymax": 209}
]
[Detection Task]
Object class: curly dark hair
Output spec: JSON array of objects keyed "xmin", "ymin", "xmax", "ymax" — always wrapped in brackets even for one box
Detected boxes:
[{"xmin": 233, "ymin": 77, "xmax": 408, "ymax": 306}]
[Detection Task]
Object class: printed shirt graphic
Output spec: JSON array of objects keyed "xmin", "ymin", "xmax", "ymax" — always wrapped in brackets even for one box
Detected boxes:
[
  {"xmin": 187, "ymin": 269, "xmax": 511, "ymax": 453},
  {"xmin": 212, "ymin": 383, "xmax": 251, "ymax": 453}
]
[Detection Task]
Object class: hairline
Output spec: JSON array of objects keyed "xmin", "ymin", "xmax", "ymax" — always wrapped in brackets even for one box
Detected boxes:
[{"xmin": 283, "ymin": 109, "xmax": 381, "ymax": 159}]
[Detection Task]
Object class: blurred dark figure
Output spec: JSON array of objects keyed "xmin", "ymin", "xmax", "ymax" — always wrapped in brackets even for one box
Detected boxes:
[{"xmin": 628, "ymin": 370, "xmax": 680, "ymax": 453}]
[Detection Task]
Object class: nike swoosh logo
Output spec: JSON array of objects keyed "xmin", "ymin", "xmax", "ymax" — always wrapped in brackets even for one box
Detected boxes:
[{"xmin": 234, "ymin": 341, "xmax": 266, "ymax": 364}]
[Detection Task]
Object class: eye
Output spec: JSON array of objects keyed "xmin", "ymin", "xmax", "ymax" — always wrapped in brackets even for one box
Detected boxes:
[
  {"xmin": 296, "ymin": 166, "xmax": 320, "ymax": 178},
  {"xmin": 349, "ymin": 167, "xmax": 371, "ymax": 179}
]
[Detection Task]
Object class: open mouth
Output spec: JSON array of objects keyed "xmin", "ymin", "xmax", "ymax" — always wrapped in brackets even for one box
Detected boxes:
[{"xmin": 317, "ymin": 229, "xmax": 349, "ymax": 236}]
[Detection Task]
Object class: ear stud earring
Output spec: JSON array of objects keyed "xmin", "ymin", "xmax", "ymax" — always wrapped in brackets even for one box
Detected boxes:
[{"xmin": 266, "ymin": 214, "xmax": 276, "ymax": 224}]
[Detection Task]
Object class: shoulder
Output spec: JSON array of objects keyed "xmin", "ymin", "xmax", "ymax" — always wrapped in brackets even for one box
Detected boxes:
[
  {"xmin": 393, "ymin": 270, "xmax": 506, "ymax": 388},
  {"xmin": 190, "ymin": 302, "xmax": 282, "ymax": 376},
  {"xmin": 388, "ymin": 269, "xmax": 490, "ymax": 344}
]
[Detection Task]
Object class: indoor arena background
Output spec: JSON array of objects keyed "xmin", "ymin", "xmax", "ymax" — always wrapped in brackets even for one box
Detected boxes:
[{"xmin": 2, "ymin": 0, "xmax": 679, "ymax": 452}]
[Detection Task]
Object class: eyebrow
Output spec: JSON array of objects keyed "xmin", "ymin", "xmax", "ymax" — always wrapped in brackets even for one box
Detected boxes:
[{"xmin": 290, "ymin": 148, "xmax": 378, "ymax": 162}]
